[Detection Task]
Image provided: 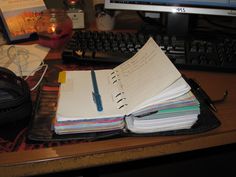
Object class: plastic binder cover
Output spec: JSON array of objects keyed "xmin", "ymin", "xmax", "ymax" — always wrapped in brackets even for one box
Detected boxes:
[{"xmin": 27, "ymin": 38, "xmax": 220, "ymax": 141}]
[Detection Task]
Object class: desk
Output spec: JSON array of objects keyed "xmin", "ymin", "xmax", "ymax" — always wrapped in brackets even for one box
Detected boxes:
[{"xmin": 0, "ymin": 50, "xmax": 236, "ymax": 177}]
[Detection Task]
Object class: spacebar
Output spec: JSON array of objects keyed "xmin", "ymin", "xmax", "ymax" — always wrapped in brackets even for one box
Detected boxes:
[{"xmin": 76, "ymin": 50, "xmax": 134, "ymax": 63}]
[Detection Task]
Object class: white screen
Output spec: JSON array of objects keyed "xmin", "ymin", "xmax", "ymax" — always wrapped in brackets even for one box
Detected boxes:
[{"xmin": 105, "ymin": 0, "xmax": 236, "ymax": 16}]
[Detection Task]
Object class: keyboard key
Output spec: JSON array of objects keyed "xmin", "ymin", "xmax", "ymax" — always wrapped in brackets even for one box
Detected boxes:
[{"xmin": 62, "ymin": 31, "xmax": 236, "ymax": 72}]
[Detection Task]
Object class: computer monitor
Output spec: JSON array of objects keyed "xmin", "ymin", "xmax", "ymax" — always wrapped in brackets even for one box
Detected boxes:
[
  {"xmin": 104, "ymin": 0, "xmax": 236, "ymax": 35},
  {"xmin": 105, "ymin": 0, "xmax": 236, "ymax": 16}
]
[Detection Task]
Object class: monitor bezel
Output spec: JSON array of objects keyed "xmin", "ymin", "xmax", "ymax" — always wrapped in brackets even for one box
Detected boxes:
[{"xmin": 104, "ymin": 0, "xmax": 236, "ymax": 17}]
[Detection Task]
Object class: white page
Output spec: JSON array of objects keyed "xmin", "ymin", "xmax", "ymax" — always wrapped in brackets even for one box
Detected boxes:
[
  {"xmin": 132, "ymin": 77, "xmax": 191, "ymax": 114},
  {"xmin": 57, "ymin": 38, "xmax": 186, "ymax": 122},
  {"xmin": 133, "ymin": 114, "xmax": 199, "ymax": 126},
  {"xmin": 126, "ymin": 115, "xmax": 198, "ymax": 133},
  {"xmin": 56, "ymin": 70, "xmax": 124, "ymax": 121},
  {"xmin": 113, "ymin": 38, "xmax": 182, "ymax": 115},
  {"xmin": 0, "ymin": 44, "xmax": 49, "ymax": 76}
]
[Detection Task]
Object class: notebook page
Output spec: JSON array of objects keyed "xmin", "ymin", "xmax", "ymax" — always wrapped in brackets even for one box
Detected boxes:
[
  {"xmin": 56, "ymin": 70, "xmax": 124, "ymax": 121},
  {"xmin": 132, "ymin": 77, "xmax": 191, "ymax": 114},
  {"xmin": 113, "ymin": 37, "xmax": 182, "ymax": 115}
]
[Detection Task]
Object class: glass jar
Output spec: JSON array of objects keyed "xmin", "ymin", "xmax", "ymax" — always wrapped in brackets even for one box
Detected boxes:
[
  {"xmin": 35, "ymin": 9, "xmax": 73, "ymax": 49},
  {"xmin": 65, "ymin": 0, "xmax": 85, "ymax": 29}
]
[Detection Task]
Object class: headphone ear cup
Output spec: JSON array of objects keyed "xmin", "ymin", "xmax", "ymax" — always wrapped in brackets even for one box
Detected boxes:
[
  {"xmin": 0, "ymin": 67, "xmax": 32, "ymax": 125},
  {"xmin": 0, "ymin": 66, "xmax": 17, "ymax": 78}
]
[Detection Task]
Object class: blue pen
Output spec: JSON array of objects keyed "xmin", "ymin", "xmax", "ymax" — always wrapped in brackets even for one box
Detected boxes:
[{"xmin": 91, "ymin": 70, "xmax": 103, "ymax": 112}]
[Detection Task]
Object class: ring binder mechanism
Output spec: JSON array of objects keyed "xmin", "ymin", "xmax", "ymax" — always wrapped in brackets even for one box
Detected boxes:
[
  {"xmin": 110, "ymin": 74, "xmax": 120, "ymax": 84},
  {"xmin": 110, "ymin": 70, "xmax": 121, "ymax": 85},
  {"xmin": 54, "ymin": 38, "xmax": 202, "ymax": 135},
  {"xmin": 110, "ymin": 70, "xmax": 128, "ymax": 110}
]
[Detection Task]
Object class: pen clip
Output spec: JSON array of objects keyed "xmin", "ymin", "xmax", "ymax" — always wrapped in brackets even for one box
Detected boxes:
[{"xmin": 92, "ymin": 92, "xmax": 96, "ymax": 103}]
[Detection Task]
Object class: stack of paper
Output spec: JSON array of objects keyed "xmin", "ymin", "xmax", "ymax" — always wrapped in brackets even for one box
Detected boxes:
[
  {"xmin": 126, "ymin": 92, "xmax": 200, "ymax": 134},
  {"xmin": 54, "ymin": 91, "xmax": 199, "ymax": 134},
  {"xmin": 54, "ymin": 117, "xmax": 125, "ymax": 134},
  {"xmin": 54, "ymin": 37, "xmax": 200, "ymax": 135}
]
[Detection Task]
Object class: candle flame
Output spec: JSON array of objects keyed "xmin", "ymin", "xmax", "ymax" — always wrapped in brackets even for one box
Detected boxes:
[
  {"xmin": 51, "ymin": 25, "xmax": 56, "ymax": 33},
  {"xmin": 48, "ymin": 24, "xmax": 56, "ymax": 33}
]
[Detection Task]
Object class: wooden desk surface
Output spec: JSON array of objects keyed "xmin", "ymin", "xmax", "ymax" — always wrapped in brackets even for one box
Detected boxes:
[{"xmin": 0, "ymin": 49, "xmax": 236, "ymax": 177}]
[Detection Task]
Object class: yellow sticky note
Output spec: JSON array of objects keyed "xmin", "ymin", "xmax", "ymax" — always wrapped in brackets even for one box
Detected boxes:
[{"xmin": 58, "ymin": 71, "xmax": 66, "ymax": 83}]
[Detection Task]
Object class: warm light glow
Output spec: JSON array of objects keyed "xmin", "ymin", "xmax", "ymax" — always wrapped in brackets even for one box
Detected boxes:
[
  {"xmin": 48, "ymin": 24, "xmax": 56, "ymax": 33},
  {"xmin": 51, "ymin": 24, "xmax": 56, "ymax": 33}
]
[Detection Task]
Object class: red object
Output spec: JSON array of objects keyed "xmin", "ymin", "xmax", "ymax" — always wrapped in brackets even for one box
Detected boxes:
[{"xmin": 36, "ymin": 9, "xmax": 73, "ymax": 49}]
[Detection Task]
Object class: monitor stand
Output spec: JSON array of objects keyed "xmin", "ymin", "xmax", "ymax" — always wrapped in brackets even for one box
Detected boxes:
[
  {"xmin": 138, "ymin": 12, "xmax": 196, "ymax": 37},
  {"xmin": 165, "ymin": 13, "xmax": 189, "ymax": 36}
]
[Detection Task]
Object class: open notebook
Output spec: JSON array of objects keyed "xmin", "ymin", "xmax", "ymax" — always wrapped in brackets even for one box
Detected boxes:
[{"xmin": 55, "ymin": 38, "xmax": 200, "ymax": 135}]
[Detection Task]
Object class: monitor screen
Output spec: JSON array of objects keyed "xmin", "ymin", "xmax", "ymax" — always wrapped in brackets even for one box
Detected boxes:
[{"xmin": 104, "ymin": 0, "xmax": 236, "ymax": 16}]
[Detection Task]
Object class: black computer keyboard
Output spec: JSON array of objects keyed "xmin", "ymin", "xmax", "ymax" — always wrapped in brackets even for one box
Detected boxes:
[{"xmin": 62, "ymin": 30, "xmax": 236, "ymax": 72}]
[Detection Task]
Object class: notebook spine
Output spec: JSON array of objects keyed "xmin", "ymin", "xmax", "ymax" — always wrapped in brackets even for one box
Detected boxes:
[{"xmin": 110, "ymin": 71, "xmax": 127, "ymax": 109}]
